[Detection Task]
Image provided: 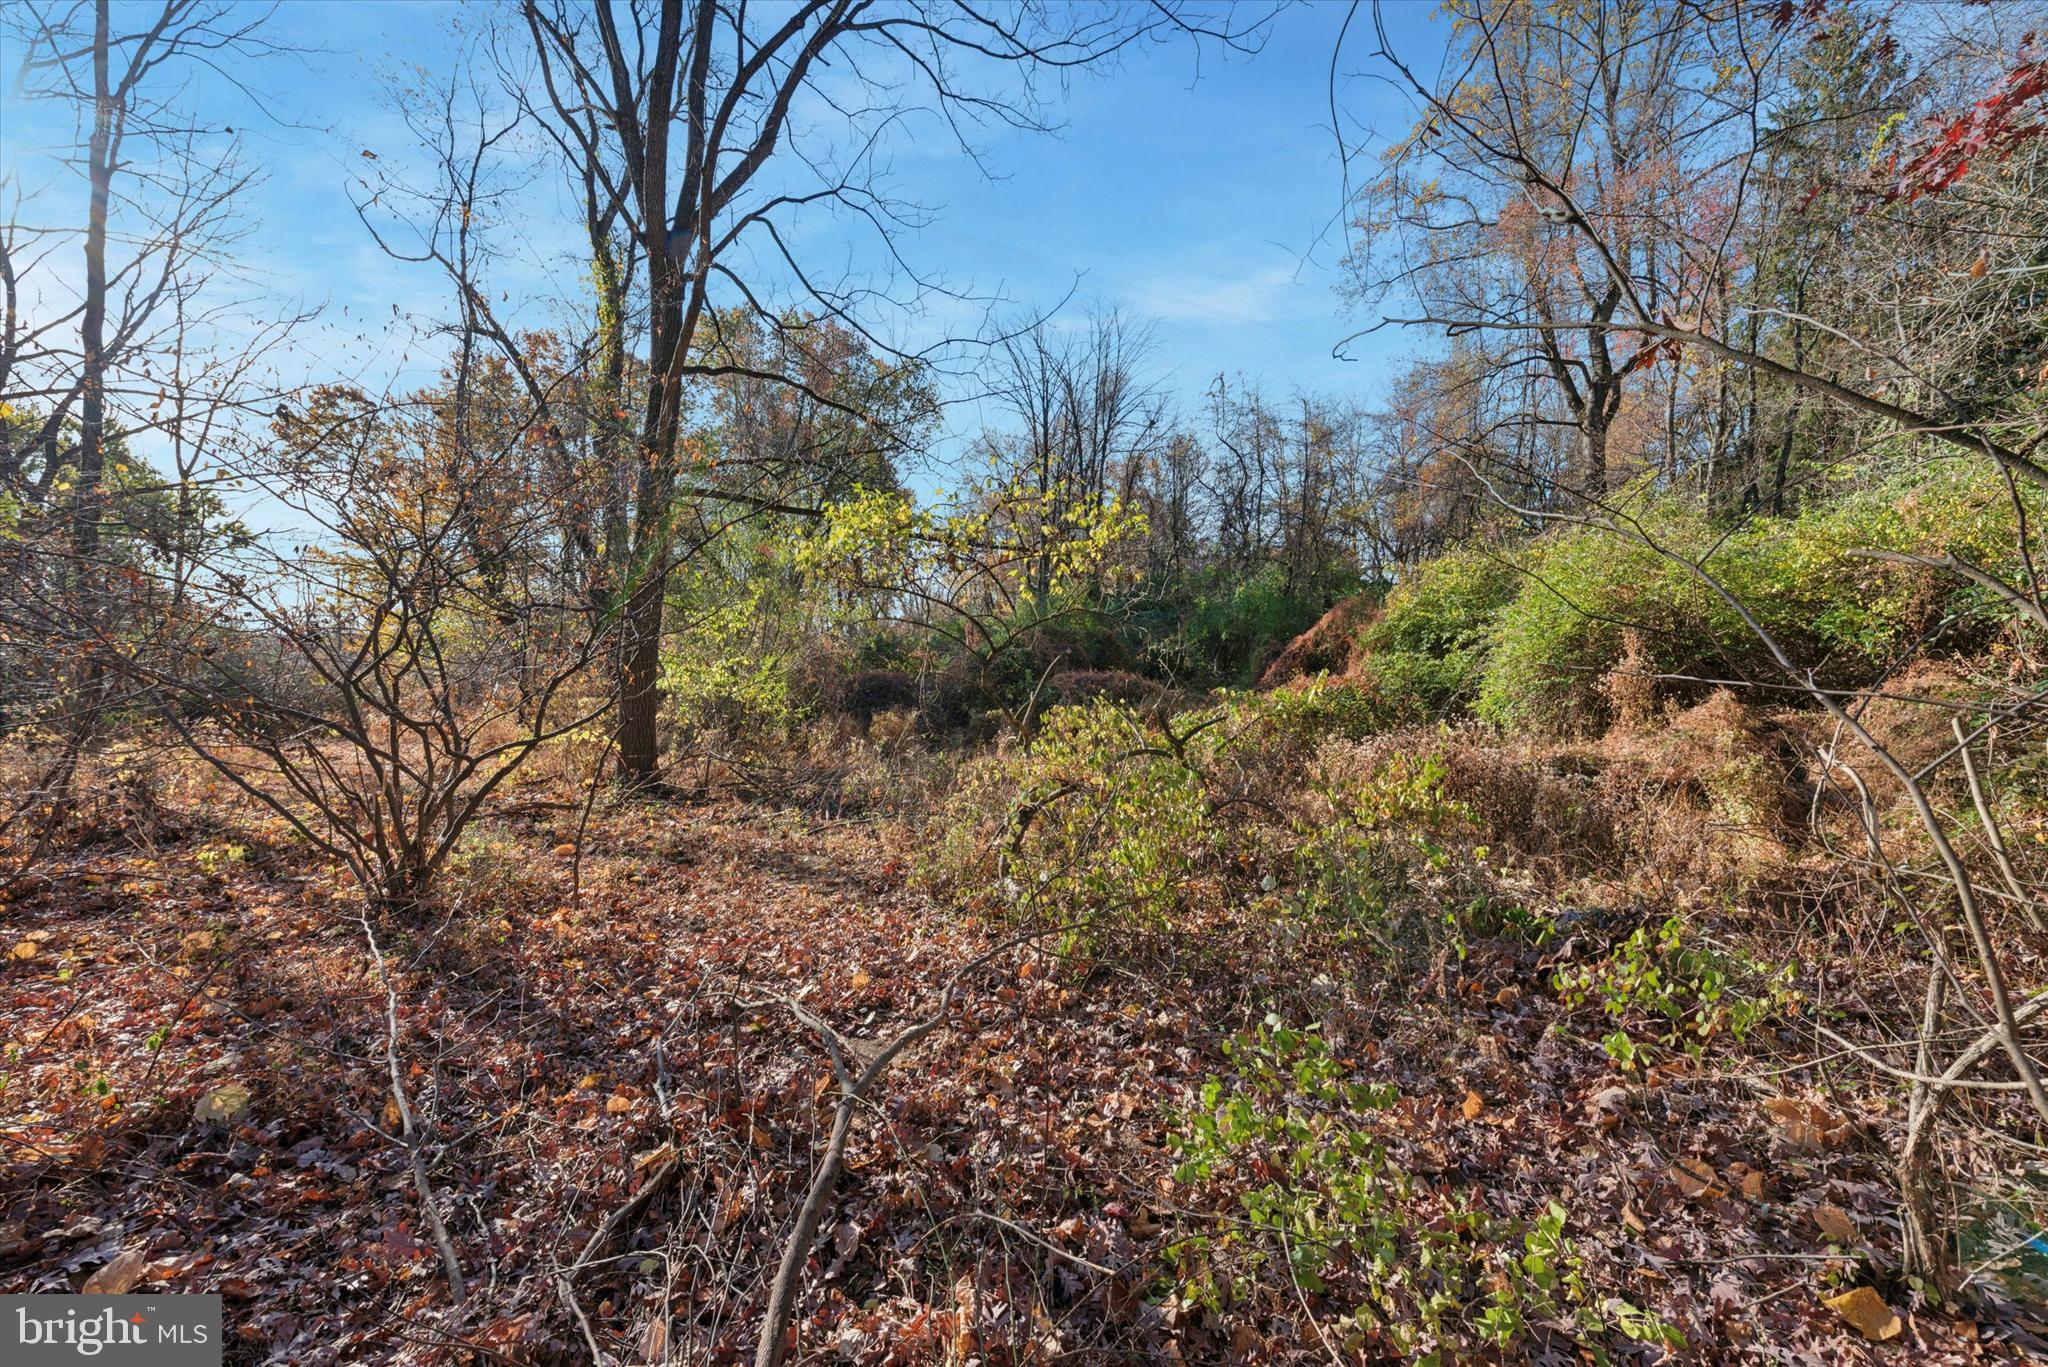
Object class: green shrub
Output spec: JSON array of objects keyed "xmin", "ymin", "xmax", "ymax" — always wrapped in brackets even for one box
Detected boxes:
[
  {"xmin": 1164, "ymin": 563, "xmax": 1357, "ymax": 688},
  {"xmin": 1552, "ymin": 915, "xmax": 1799, "ymax": 1070},
  {"xmin": 1720, "ymin": 459, "xmax": 2047, "ymax": 664},
  {"xmin": 1168, "ymin": 1018, "xmax": 1663, "ymax": 1360},
  {"xmin": 924, "ymin": 689, "xmax": 1502, "ymax": 968},
  {"xmin": 1355, "ymin": 548, "xmax": 1521, "ymax": 721},
  {"xmin": 1223, "ymin": 679, "xmax": 1382, "ymax": 753},
  {"xmin": 1476, "ymin": 500, "xmax": 1718, "ymax": 732},
  {"xmin": 1471, "ymin": 462, "xmax": 2047, "ymax": 733},
  {"xmin": 1363, "ymin": 547, "xmax": 1521, "ymax": 658},
  {"xmin": 920, "ymin": 697, "xmax": 1234, "ymax": 945},
  {"xmin": 1283, "ymin": 751, "xmax": 1480, "ymax": 959}
]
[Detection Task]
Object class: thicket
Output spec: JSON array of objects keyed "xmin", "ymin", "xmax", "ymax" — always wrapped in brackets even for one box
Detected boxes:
[{"xmin": 1312, "ymin": 461, "xmax": 2048, "ymax": 737}]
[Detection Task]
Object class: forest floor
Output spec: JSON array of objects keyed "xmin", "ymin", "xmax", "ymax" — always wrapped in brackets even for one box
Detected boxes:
[{"xmin": 1, "ymin": 764, "xmax": 2042, "ymax": 1363}]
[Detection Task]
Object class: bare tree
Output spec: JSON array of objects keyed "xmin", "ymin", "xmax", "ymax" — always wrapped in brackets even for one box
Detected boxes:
[
  {"xmin": 509, "ymin": 0, "xmax": 1269, "ymax": 782},
  {"xmin": 0, "ymin": 0, "xmax": 303, "ymax": 856},
  {"xmin": 1347, "ymin": 0, "xmax": 1753, "ymax": 499},
  {"xmin": 979, "ymin": 308, "xmax": 1168, "ymax": 597},
  {"xmin": 151, "ymin": 375, "xmax": 612, "ymax": 912}
]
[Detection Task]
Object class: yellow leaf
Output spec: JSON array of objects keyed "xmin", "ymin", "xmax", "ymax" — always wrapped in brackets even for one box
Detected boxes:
[
  {"xmin": 1823, "ymin": 1285, "xmax": 1900, "ymax": 1341},
  {"xmin": 193, "ymin": 1082, "xmax": 252, "ymax": 1126}
]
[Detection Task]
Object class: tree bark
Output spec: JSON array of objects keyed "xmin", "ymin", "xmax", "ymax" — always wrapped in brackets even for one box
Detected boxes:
[
  {"xmin": 77, "ymin": 0, "xmax": 113, "ymax": 563},
  {"xmin": 616, "ymin": 576, "xmax": 665, "ymax": 782},
  {"xmin": 1580, "ymin": 416, "xmax": 1609, "ymax": 494}
]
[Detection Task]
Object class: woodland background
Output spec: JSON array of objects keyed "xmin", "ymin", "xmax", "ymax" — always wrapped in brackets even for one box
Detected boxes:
[{"xmin": 3, "ymin": 0, "xmax": 2048, "ymax": 1362}]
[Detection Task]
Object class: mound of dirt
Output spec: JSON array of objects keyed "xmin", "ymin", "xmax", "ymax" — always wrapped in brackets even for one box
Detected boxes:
[{"xmin": 1257, "ymin": 594, "xmax": 1379, "ymax": 689}]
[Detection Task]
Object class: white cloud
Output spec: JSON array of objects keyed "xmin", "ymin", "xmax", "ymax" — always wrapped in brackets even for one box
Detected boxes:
[{"xmin": 1127, "ymin": 262, "xmax": 1300, "ymax": 325}]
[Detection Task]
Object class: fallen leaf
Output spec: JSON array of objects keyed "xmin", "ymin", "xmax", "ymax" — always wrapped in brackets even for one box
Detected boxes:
[
  {"xmin": 1460, "ymin": 1089, "xmax": 1485, "ymax": 1120},
  {"xmin": 193, "ymin": 1082, "xmax": 252, "ymax": 1126},
  {"xmin": 1621, "ymin": 1201, "xmax": 1647, "ymax": 1235},
  {"xmin": 1585, "ymin": 1085, "xmax": 1629, "ymax": 1132},
  {"xmin": 1669, "ymin": 1158, "xmax": 1721, "ymax": 1200},
  {"xmin": 1814, "ymin": 1202, "xmax": 1857, "ymax": 1246},
  {"xmin": 1824, "ymin": 1285, "xmax": 1900, "ymax": 1341},
  {"xmin": 10, "ymin": 940, "xmax": 36, "ymax": 960},
  {"xmin": 1763, "ymin": 1096, "xmax": 1850, "ymax": 1149},
  {"xmin": 82, "ymin": 1247, "xmax": 148, "ymax": 1294}
]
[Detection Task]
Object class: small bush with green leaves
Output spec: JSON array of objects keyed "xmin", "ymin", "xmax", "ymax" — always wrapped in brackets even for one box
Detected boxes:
[
  {"xmin": 1222, "ymin": 678, "xmax": 1383, "ymax": 755},
  {"xmin": 1167, "ymin": 1017, "xmax": 1673, "ymax": 1361},
  {"xmin": 1552, "ymin": 915, "xmax": 1800, "ymax": 1070},
  {"xmin": 1475, "ymin": 498, "xmax": 1718, "ymax": 732},
  {"xmin": 1166, "ymin": 562, "xmax": 1355, "ymax": 688},
  {"xmin": 919, "ymin": 696, "xmax": 1239, "ymax": 946},
  {"xmin": 1282, "ymin": 751, "xmax": 1486, "ymax": 962},
  {"xmin": 922, "ymin": 690, "xmax": 1484, "ymax": 955}
]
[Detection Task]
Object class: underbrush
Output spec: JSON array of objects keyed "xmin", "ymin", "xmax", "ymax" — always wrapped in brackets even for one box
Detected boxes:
[
  {"xmin": 1348, "ymin": 462, "xmax": 2046, "ymax": 735},
  {"xmin": 922, "ymin": 685, "xmax": 1478, "ymax": 963},
  {"xmin": 1166, "ymin": 1019, "xmax": 1684, "ymax": 1362},
  {"xmin": 911, "ymin": 675, "xmax": 2025, "ymax": 1357},
  {"xmin": 1551, "ymin": 915, "xmax": 1802, "ymax": 1071}
]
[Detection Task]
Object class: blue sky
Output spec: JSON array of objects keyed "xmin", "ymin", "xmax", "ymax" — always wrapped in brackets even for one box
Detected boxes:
[{"xmin": 2, "ymin": 1, "xmax": 1447, "ymax": 444}]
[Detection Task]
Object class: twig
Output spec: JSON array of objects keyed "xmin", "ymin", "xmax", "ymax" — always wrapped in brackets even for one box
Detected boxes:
[
  {"xmin": 358, "ymin": 912, "xmax": 467, "ymax": 1306},
  {"xmin": 570, "ymin": 727, "xmax": 619, "ymax": 899},
  {"xmin": 746, "ymin": 924, "xmax": 1069, "ymax": 1367},
  {"xmin": 555, "ymin": 1271, "xmax": 605, "ymax": 1364},
  {"xmin": 753, "ymin": 1004, "xmax": 948, "ymax": 1367},
  {"xmin": 973, "ymin": 1210, "xmax": 1119, "ymax": 1277}
]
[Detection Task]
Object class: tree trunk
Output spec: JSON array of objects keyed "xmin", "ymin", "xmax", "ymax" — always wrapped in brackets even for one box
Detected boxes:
[
  {"xmin": 1580, "ymin": 417, "xmax": 1609, "ymax": 494},
  {"xmin": 615, "ymin": 578, "xmax": 665, "ymax": 782},
  {"xmin": 77, "ymin": 0, "xmax": 113, "ymax": 565},
  {"xmin": 48, "ymin": 0, "xmax": 120, "ymax": 823}
]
